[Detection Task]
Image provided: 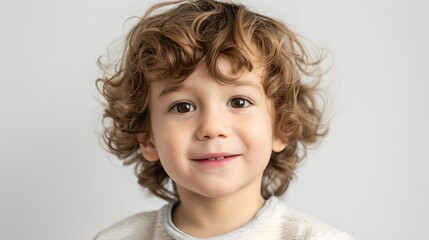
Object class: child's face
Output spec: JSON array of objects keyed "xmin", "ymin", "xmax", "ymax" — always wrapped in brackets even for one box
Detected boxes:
[{"xmin": 140, "ymin": 58, "xmax": 286, "ymax": 199}]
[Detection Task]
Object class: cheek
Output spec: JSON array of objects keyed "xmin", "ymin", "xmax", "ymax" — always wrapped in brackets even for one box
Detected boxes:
[
  {"xmin": 151, "ymin": 119, "xmax": 191, "ymax": 159},
  {"xmin": 238, "ymin": 111, "xmax": 275, "ymax": 154}
]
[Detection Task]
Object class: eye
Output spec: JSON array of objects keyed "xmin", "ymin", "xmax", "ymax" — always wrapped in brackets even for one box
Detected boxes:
[
  {"xmin": 170, "ymin": 102, "xmax": 196, "ymax": 113},
  {"xmin": 227, "ymin": 97, "xmax": 252, "ymax": 108}
]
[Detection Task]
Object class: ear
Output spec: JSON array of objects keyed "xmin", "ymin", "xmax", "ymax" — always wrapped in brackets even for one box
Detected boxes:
[
  {"xmin": 272, "ymin": 137, "xmax": 287, "ymax": 153},
  {"xmin": 136, "ymin": 133, "xmax": 159, "ymax": 161}
]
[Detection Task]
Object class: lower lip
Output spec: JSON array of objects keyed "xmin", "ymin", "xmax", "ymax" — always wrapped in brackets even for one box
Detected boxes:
[{"xmin": 191, "ymin": 155, "xmax": 239, "ymax": 167}]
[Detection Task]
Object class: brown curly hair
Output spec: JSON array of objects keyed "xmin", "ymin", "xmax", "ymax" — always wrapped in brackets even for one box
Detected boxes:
[{"xmin": 97, "ymin": 0, "xmax": 329, "ymax": 202}]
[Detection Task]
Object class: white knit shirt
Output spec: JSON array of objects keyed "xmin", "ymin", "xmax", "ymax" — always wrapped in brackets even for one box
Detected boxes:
[{"xmin": 94, "ymin": 197, "xmax": 352, "ymax": 240}]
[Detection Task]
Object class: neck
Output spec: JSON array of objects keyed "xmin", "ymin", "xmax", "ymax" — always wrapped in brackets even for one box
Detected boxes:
[{"xmin": 172, "ymin": 182, "xmax": 265, "ymax": 238}]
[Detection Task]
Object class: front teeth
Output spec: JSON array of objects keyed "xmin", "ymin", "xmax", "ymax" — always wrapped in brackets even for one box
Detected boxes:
[{"xmin": 207, "ymin": 157, "xmax": 225, "ymax": 161}]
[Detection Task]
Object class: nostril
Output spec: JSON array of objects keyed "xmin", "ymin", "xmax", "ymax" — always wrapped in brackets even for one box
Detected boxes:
[{"xmin": 197, "ymin": 129, "xmax": 231, "ymax": 141}]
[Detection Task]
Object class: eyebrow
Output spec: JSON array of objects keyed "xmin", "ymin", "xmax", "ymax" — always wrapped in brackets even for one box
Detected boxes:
[
  {"xmin": 231, "ymin": 80, "xmax": 263, "ymax": 92},
  {"xmin": 158, "ymin": 84, "xmax": 183, "ymax": 98},
  {"xmin": 158, "ymin": 80, "xmax": 263, "ymax": 98}
]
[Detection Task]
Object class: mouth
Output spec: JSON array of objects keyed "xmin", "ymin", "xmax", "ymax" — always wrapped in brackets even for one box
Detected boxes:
[
  {"xmin": 191, "ymin": 153, "xmax": 240, "ymax": 161},
  {"xmin": 198, "ymin": 156, "xmax": 233, "ymax": 161}
]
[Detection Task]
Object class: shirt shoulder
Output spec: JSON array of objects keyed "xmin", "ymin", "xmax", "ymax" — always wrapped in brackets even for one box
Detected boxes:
[
  {"xmin": 276, "ymin": 204, "xmax": 353, "ymax": 240},
  {"xmin": 93, "ymin": 205, "xmax": 172, "ymax": 240}
]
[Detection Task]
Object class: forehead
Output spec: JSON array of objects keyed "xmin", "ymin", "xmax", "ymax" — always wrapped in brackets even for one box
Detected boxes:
[{"xmin": 152, "ymin": 59, "xmax": 265, "ymax": 98}]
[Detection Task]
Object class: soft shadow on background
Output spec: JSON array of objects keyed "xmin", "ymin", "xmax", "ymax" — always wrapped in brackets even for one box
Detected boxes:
[{"xmin": 1, "ymin": 0, "xmax": 428, "ymax": 239}]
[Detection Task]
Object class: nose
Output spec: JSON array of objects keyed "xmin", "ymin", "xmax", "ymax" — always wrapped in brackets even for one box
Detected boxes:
[{"xmin": 196, "ymin": 109, "xmax": 231, "ymax": 141}]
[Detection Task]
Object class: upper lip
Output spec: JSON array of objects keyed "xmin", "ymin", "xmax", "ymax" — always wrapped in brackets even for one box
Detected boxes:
[{"xmin": 191, "ymin": 153, "xmax": 239, "ymax": 161}]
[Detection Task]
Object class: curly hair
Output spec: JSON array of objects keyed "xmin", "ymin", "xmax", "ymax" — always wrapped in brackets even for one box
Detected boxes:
[{"xmin": 97, "ymin": 0, "xmax": 329, "ymax": 202}]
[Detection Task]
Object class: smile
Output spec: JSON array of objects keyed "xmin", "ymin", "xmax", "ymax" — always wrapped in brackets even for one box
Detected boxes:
[
  {"xmin": 191, "ymin": 153, "xmax": 240, "ymax": 161},
  {"xmin": 206, "ymin": 156, "xmax": 226, "ymax": 161}
]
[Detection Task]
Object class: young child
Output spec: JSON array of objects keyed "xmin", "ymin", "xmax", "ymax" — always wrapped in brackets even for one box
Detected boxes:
[{"xmin": 95, "ymin": 0, "xmax": 352, "ymax": 239}]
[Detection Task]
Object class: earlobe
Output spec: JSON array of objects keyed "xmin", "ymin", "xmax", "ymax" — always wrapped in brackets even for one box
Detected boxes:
[
  {"xmin": 272, "ymin": 138, "xmax": 287, "ymax": 152},
  {"xmin": 136, "ymin": 133, "xmax": 159, "ymax": 161}
]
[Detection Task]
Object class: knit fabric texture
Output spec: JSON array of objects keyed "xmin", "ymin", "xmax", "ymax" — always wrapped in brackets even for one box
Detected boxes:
[{"xmin": 94, "ymin": 197, "xmax": 353, "ymax": 240}]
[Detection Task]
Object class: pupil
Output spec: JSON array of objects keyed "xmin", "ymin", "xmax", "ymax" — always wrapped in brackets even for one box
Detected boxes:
[
  {"xmin": 232, "ymin": 99, "xmax": 245, "ymax": 108},
  {"xmin": 177, "ymin": 103, "xmax": 190, "ymax": 113}
]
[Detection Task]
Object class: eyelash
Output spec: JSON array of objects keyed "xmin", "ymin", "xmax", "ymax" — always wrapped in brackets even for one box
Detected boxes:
[
  {"xmin": 169, "ymin": 101, "xmax": 196, "ymax": 113},
  {"xmin": 169, "ymin": 97, "xmax": 253, "ymax": 114},
  {"xmin": 227, "ymin": 97, "xmax": 253, "ymax": 108}
]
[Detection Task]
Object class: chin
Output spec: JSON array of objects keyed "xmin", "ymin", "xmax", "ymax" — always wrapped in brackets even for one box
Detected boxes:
[{"xmin": 192, "ymin": 185, "xmax": 246, "ymax": 199}]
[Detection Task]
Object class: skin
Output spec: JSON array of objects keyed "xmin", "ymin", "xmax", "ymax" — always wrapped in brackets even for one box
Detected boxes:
[{"xmin": 139, "ymin": 58, "xmax": 286, "ymax": 237}]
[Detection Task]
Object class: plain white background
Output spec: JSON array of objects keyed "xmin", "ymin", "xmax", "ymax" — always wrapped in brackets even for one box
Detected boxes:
[{"xmin": 1, "ymin": 0, "xmax": 428, "ymax": 239}]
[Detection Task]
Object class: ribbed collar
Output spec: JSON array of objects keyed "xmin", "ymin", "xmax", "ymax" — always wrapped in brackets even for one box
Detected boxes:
[{"xmin": 163, "ymin": 196, "xmax": 280, "ymax": 240}]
